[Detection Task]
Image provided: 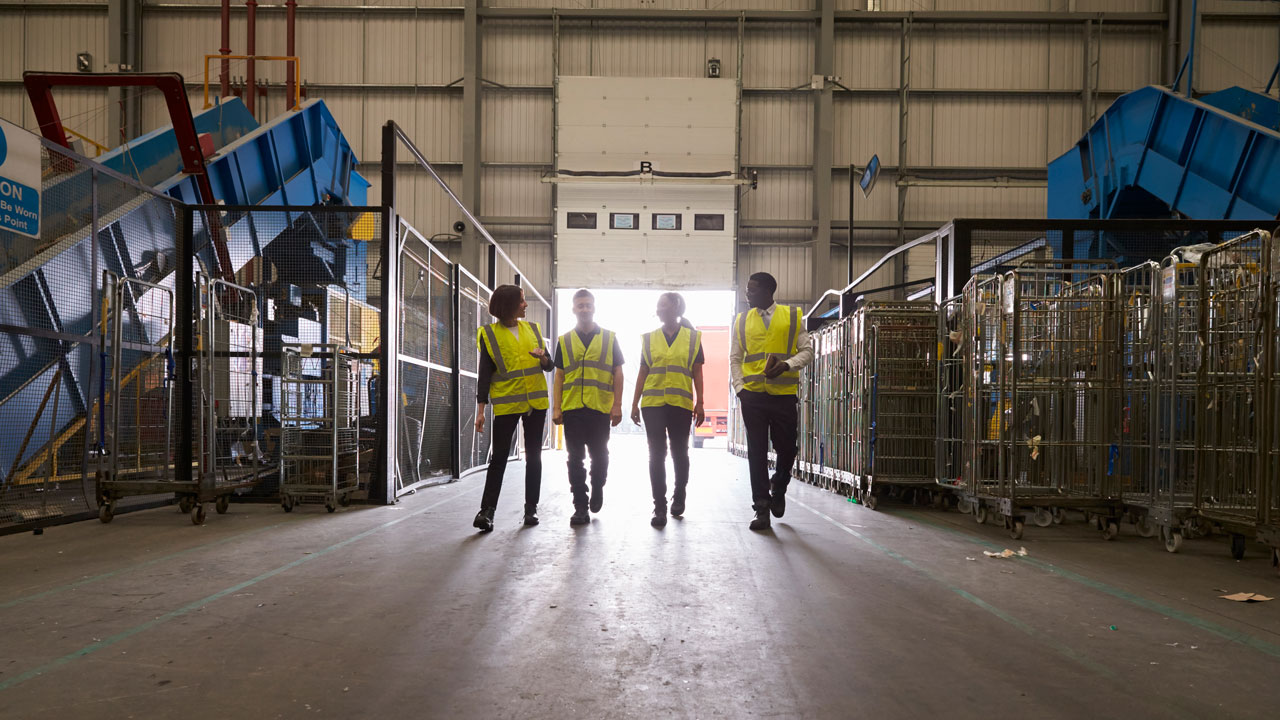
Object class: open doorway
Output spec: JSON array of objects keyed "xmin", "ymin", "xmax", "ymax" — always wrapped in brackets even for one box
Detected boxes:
[{"xmin": 554, "ymin": 288, "xmax": 736, "ymax": 449}]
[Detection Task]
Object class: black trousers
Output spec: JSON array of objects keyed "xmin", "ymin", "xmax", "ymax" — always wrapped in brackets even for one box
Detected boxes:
[
  {"xmin": 738, "ymin": 390, "xmax": 798, "ymax": 511},
  {"xmin": 481, "ymin": 408, "xmax": 547, "ymax": 511},
  {"xmin": 641, "ymin": 405, "xmax": 692, "ymax": 511},
  {"xmin": 563, "ymin": 409, "xmax": 611, "ymax": 510}
]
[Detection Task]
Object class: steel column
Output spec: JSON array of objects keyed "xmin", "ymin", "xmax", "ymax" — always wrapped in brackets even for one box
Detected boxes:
[
  {"xmin": 462, "ymin": 0, "xmax": 485, "ymax": 281},
  {"xmin": 246, "ymin": 0, "xmax": 257, "ymax": 119},
  {"xmin": 286, "ymin": 0, "xmax": 297, "ymax": 114},
  {"xmin": 811, "ymin": 0, "xmax": 834, "ymax": 304},
  {"xmin": 377, "ymin": 122, "xmax": 399, "ymax": 504},
  {"xmin": 895, "ymin": 16, "xmax": 912, "ymax": 292},
  {"xmin": 220, "ymin": 0, "xmax": 231, "ymax": 97},
  {"xmin": 106, "ymin": 0, "xmax": 142, "ymax": 146}
]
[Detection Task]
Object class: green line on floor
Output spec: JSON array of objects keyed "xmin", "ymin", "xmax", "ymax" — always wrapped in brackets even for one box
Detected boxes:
[
  {"xmin": 0, "ymin": 520, "xmax": 292, "ymax": 611},
  {"xmin": 896, "ymin": 509, "xmax": 1280, "ymax": 660},
  {"xmin": 794, "ymin": 498, "xmax": 1114, "ymax": 678},
  {"xmin": 0, "ymin": 485, "xmax": 479, "ymax": 693}
]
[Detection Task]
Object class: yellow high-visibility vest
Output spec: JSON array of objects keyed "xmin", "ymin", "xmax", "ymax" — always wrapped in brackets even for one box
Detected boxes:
[
  {"xmin": 735, "ymin": 305, "xmax": 801, "ymax": 395},
  {"xmin": 640, "ymin": 326, "xmax": 701, "ymax": 411},
  {"xmin": 559, "ymin": 327, "xmax": 616, "ymax": 414},
  {"xmin": 477, "ymin": 320, "xmax": 549, "ymax": 416}
]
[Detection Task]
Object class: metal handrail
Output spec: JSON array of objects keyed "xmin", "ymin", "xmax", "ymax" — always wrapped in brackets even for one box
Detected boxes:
[
  {"xmin": 387, "ymin": 122, "xmax": 553, "ymax": 312},
  {"xmin": 804, "ymin": 233, "xmax": 938, "ymax": 322}
]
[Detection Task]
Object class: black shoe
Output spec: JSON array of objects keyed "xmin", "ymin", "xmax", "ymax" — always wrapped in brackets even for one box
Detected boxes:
[
  {"xmin": 570, "ymin": 509, "xmax": 590, "ymax": 526},
  {"xmin": 670, "ymin": 496, "xmax": 685, "ymax": 517},
  {"xmin": 749, "ymin": 509, "xmax": 771, "ymax": 531},
  {"xmin": 770, "ymin": 492, "xmax": 786, "ymax": 518},
  {"xmin": 523, "ymin": 504, "xmax": 539, "ymax": 526},
  {"xmin": 473, "ymin": 507, "xmax": 494, "ymax": 533},
  {"xmin": 651, "ymin": 510, "xmax": 667, "ymax": 528},
  {"xmin": 590, "ymin": 484, "xmax": 604, "ymax": 513}
]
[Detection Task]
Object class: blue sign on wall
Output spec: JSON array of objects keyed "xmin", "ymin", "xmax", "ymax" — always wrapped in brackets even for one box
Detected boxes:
[{"xmin": 0, "ymin": 118, "xmax": 42, "ymax": 240}]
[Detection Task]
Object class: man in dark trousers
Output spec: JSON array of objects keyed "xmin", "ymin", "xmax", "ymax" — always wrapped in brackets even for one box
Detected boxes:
[
  {"xmin": 730, "ymin": 272, "xmax": 813, "ymax": 531},
  {"xmin": 552, "ymin": 289, "xmax": 625, "ymax": 526}
]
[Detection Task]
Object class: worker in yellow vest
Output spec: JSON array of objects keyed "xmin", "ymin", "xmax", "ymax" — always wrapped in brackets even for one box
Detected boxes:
[
  {"xmin": 731, "ymin": 272, "xmax": 813, "ymax": 531},
  {"xmin": 552, "ymin": 289, "xmax": 625, "ymax": 527},
  {"xmin": 472, "ymin": 284, "xmax": 554, "ymax": 532},
  {"xmin": 630, "ymin": 292, "xmax": 705, "ymax": 528}
]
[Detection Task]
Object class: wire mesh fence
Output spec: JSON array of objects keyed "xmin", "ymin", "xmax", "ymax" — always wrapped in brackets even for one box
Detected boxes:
[
  {"xmin": 1, "ymin": 140, "xmax": 187, "ymax": 532},
  {"xmin": 0, "ymin": 125, "xmax": 556, "ymax": 532}
]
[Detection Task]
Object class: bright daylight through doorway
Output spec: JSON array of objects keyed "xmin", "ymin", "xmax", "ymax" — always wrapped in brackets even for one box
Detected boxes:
[{"xmin": 554, "ymin": 288, "xmax": 737, "ymax": 448}]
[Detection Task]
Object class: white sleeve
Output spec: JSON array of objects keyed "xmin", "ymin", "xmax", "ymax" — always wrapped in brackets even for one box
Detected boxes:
[
  {"xmin": 729, "ymin": 313, "xmax": 745, "ymax": 394},
  {"xmin": 785, "ymin": 322, "xmax": 814, "ymax": 371}
]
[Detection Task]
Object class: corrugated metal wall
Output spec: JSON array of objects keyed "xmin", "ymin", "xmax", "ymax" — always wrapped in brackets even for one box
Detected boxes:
[{"xmin": 2, "ymin": 0, "xmax": 1278, "ymax": 303}]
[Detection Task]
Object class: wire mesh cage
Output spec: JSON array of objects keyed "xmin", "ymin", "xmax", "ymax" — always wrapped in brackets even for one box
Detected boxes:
[
  {"xmin": 797, "ymin": 318, "xmax": 852, "ymax": 494},
  {"xmin": 94, "ymin": 272, "xmax": 180, "ymax": 523},
  {"xmin": 1116, "ymin": 261, "xmax": 1158, "ymax": 539},
  {"xmin": 1193, "ymin": 230, "xmax": 1270, "ymax": 556},
  {"xmin": 849, "ymin": 301, "xmax": 940, "ymax": 508},
  {"xmin": 936, "ymin": 296, "xmax": 965, "ymax": 493},
  {"xmin": 1125, "ymin": 254, "xmax": 1203, "ymax": 552},
  {"xmin": 196, "ymin": 275, "xmax": 265, "ymax": 521},
  {"xmin": 959, "ymin": 274, "xmax": 1005, "ymax": 517},
  {"xmin": 279, "ymin": 343, "xmax": 360, "ymax": 512},
  {"xmin": 1261, "ymin": 233, "xmax": 1280, "ymax": 567}
]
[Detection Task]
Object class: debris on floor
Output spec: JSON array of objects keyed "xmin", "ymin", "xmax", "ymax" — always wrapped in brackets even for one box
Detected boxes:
[
  {"xmin": 983, "ymin": 547, "xmax": 1028, "ymax": 559},
  {"xmin": 1220, "ymin": 592, "xmax": 1273, "ymax": 603}
]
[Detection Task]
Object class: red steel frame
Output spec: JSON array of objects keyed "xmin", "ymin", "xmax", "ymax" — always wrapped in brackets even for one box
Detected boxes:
[{"xmin": 22, "ymin": 71, "xmax": 235, "ymax": 281}]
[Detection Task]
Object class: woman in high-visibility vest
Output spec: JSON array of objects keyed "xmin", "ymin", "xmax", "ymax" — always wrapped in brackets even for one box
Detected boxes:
[
  {"xmin": 473, "ymin": 284, "xmax": 554, "ymax": 532},
  {"xmin": 629, "ymin": 292, "xmax": 705, "ymax": 528}
]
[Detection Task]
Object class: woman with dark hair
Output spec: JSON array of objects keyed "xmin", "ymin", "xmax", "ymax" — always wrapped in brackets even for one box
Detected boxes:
[
  {"xmin": 630, "ymin": 292, "xmax": 705, "ymax": 528},
  {"xmin": 473, "ymin": 284, "xmax": 554, "ymax": 532}
]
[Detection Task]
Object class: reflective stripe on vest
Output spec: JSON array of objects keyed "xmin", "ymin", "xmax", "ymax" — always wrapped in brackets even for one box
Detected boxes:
[
  {"xmin": 736, "ymin": 305, "xmax": 801, "ymax": 395},
  {"xmin": 559, "ymin": 328, "xmax": 616, "ymax": 414},
  {"xmin": 640, "ymin": 326, "xmax": 700, "ymax": 411},
  {"xmin": 478, "ymin": 320, "xmax": 549, "ymax": 415}
]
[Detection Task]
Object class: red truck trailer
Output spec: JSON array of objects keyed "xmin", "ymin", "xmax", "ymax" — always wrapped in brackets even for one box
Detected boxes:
[{"xmin": 694, "ymin": 326, "xmax": 730, "ymax": 448}]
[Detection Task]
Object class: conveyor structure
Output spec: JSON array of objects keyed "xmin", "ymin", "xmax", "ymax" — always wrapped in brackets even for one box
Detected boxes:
[
  {"xmin": 0, "ymin": 96, "xmax": 370, "ymax": 497},
  {"xmin": 1048, "ymin": 85, "xmax": 1280, "ymax": 258}
]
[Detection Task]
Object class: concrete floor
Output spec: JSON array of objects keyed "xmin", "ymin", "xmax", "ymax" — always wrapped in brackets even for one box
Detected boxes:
[{"xmin": 1, "ymin": 436, "xmax": 1279, "ymax": 719}]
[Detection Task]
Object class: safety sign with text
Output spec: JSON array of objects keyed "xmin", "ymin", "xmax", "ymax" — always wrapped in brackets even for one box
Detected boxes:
[{"xmin": 0, "ymin": 118, "xmax": 42, "ymax": 239}]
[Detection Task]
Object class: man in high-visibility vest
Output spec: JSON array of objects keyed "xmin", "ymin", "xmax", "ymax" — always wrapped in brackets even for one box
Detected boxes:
[
  {"xmin": 731, "ymin": 272, "xmax": 813, "ymax": 531},
  {"xmin": 552, "ymin": 289, "xmax": 625, "ymax": 527}
]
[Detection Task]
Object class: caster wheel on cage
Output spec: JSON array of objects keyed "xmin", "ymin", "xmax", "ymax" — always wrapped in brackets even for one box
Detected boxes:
[
  {"xmin": 956, "ymin": 498, "xmax": 973, "ymax": 515},
  {"xmin": 215, "ymin": 495, "xmax": 229, "ymax": 515},
  {"xmin": 281, "ymin": 495, "xmax": 294, "ymax": 513},
  {"xmin": 1052, "ymin": 507, "xmax": 1065, "ymax": 525},
  {"xmin": 1033, "ymin": 507, "xmax": 1053, "ymax": 528},
  {"xmin": 178, "ymin": 496, "xmax": 194, "ymax": 514},
  {"xmin": 1102, "ymin": 520, "xmax": 1119, "ymax": 541},
  {"xmin": 326, "ymin": 503, "xmax": 336, "ymax": 514},
  {"xmin": 1008, "ymin": 519, "xmax": 1025, "ymax": 541},
  {"xmin": 1230, "ymin": 534, "xmax": 1246, "ymax": 560},
  {"xmin": 98, "ymin": 502, "xmax": 114, "ymax": 524},
  {"xmin": 1162, "ymin": 526, "xmax": 1183, "ymax": 553},
  {"xmin": 975, "ymin": 505, "xmax": 988, "ymax": 525},
  {"xmin": 339, "ymin": 493, "xmax": 352, "ymax": 507},
  {"xmin": 191, "ymin": 504, "xmax": 206, "ymax": 526},
  {"xmin": 1135, "ymin": 515, "xmax": 1157, "ymax": 538},
  {"xmin": 864, "ymin": 493, "xmax": 878, "ymax": 511}
]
